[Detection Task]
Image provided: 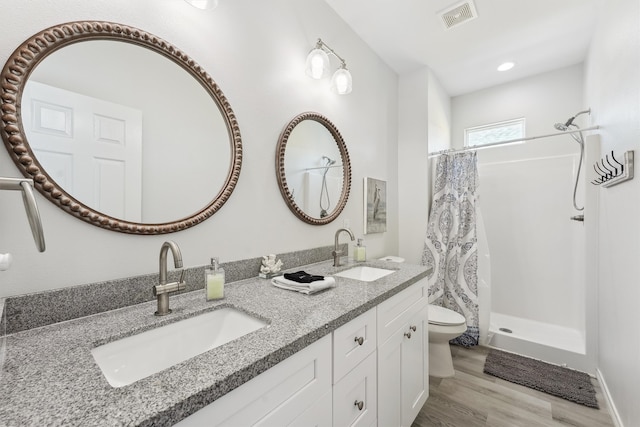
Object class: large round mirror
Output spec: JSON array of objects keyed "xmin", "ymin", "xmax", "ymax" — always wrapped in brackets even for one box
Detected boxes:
[
  {"xmin": 0, "ymin": 21, "xmax": 242, "ymax": 234},
  {"xmin": 276, "ymin": 112, "xmax": 351, "ymax": 225}
]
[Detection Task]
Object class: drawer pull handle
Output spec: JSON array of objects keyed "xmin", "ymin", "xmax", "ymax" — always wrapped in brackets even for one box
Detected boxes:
[
  {"xmin": 354, "ymin": 400, "xmax": 364, "ymax": 411},
  {"xmin": 404, "ymin": 331, "xmax": 412, "ymax": 339},
  {"xmin": 354, "ymin": 336, "xmax": 364, "ymax": 346},
  {"xmin": 410, "ymin": 325, "xmax": 417, "ymax": 332}
]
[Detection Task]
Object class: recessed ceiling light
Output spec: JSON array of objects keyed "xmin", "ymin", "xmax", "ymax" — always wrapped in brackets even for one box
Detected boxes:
[
  {"xmin": 184, "ymin": 0, "xmax": 218, "ymax": 10},
  {"xmin": 497, "ymin": 62, "xmax": 515, "ymax": 72}
]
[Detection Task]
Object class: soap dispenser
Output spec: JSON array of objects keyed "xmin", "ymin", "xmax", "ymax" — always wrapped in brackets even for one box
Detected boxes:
[
  {"xmin": 353, "ymin": 238, "xmax": 366, "ymax": 262},
  {"xmin": 205, "ymin": 257, "xmax": 225, "ymax": 301}
]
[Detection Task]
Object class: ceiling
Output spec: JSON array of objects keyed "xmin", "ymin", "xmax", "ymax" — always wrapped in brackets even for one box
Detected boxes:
[{"xmin": 323, "ymin": 0, "xmax": 598, "ymax": 97}]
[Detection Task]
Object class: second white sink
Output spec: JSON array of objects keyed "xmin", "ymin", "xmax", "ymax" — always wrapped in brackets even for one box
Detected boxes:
[
  {"xmin": 92, "ymin": 307, "xmax": 267, "ymax": 388},
  {"xmin": 334, "ymin": 266, "xmax": 395, "ymax": 282}
]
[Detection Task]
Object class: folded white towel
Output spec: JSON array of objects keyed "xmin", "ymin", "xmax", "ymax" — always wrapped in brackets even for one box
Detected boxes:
[{"xmin": 271, "ymin": 276, "xmax": 336, "ymax": 295}]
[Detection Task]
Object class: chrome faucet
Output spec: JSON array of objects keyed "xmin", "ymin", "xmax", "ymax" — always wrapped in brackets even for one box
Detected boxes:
[
  {"xmin": 332, "ymin": 228, "xmax": 355, "ymax": 267},
  {"xmin": 0, "ymin": 177, "xmax": 45, "ymax": 252},
  {"xmin": 153, "ymin": 241, "xmax": 186, "ymax": 316}
]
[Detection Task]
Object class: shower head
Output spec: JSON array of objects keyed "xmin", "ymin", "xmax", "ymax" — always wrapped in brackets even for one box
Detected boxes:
[
  {"xmin": 553, "ymin": 110, "xmax": 589, "ymax": 212},
  {"xmin": 322, "ymin": 155, "xmax": 336, "ymax": 166},
  {"xmin": 555, "ymin": 108, "xmax": 591, "ymax": 131},
  {"xmin": 564, "ymin": 116, "xmax": 576, "ymax": 128}
]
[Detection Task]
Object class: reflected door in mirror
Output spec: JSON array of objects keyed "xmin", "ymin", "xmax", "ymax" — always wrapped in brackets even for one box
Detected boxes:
[
  {"xmin": 25, "ymin": 40, "xmax": 229, "ymax": 224},
  {"xmin": 23, "ymin": 81, "xmax": 143, "ymax": 221}
]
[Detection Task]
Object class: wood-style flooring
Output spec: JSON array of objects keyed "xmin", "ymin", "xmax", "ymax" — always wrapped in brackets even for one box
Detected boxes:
[{"xmin": 412, "ymin": 345, "xmax": 616, "ymax": 427}]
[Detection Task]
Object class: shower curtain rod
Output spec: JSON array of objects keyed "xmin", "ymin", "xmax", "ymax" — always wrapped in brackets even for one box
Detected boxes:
[
  {"xmin": 427, "ymin": 125, "xmax": 600, "ymax": 158},
  {"xmin": 304, "ymin": 164, "xmax": 343, "ymax": 171}
]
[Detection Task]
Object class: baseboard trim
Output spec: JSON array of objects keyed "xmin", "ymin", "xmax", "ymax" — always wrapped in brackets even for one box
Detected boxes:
[{"xmin": 596, "ymin": 368, "xmax": 623, "ymax": 427}]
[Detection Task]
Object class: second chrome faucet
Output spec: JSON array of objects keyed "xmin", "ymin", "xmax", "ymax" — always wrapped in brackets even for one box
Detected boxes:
[
  {"xmin": 332, "ymin": 228, "xmax": 355, "ymax": 267},
  {"xmin": 153, "ymin": 241, "xmax": 186, "ymax": 316}
]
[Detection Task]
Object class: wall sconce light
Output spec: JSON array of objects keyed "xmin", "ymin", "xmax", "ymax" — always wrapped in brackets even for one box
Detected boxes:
[
  {"xmin": 305, "ymin": 38, "xmax": 352, "ymax": 95},
  {"xmin": 184, "ymin": 0, "xmax": 218, "ymax": 10}
]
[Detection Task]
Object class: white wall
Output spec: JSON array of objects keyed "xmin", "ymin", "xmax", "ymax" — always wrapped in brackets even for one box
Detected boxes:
[
  {"xmin": 0, "ymin": 0, "xmax": 399, "ymax": 297},
  {"xmin": 397, "ymin": 68, "xmax": 429, "ymax": 264},
  {"xmin": 427, "ymin": 71, "xmax": 451, "ymax": 154},
  {"xmin": 585, "ymin": 0, "xmax": 640, "ymax": 424},
  {"xmin": 452, "ymin": 63, "xmax": 585, "ymax": 154},
  {"xmin": 397, "ymin": 68, "xmax": 451, "ymax": 265}
]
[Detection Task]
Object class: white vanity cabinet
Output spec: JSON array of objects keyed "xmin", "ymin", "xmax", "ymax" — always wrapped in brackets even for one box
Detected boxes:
[
  {"xmin": 377, "ymin": 278, "xmax": 429, "ymax": 427},
  {"xmin": 175, "ymin": 278, "xmax": 428, "ymax": 427}
]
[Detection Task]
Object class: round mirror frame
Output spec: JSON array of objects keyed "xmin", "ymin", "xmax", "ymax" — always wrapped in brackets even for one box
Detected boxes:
[
  {"xmin": 276, "ymin": 112, "xmax": 351, "ymax": 225},
  {"xmin": 0, "ymin": 21, "xmax": 242, "ymax": 234}
]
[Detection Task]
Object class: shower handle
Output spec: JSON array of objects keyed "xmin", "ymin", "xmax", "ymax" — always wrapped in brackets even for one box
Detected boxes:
[{"xmin": 570, "ymin": 215, "xmax": 584, "ymax": 222}]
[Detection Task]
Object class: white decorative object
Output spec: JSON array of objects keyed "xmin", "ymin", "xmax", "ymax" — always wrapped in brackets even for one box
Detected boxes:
[{"xmin": 259, "ymin": 254, "xmax": 283, "ymax": 278}]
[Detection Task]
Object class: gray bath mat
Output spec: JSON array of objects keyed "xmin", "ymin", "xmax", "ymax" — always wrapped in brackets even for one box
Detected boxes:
[{"xmin": 483, "ymin": 349, "xmax": 599, "ymax": 408}]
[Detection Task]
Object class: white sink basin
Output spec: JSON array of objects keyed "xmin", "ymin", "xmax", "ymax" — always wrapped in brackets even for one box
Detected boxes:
[
  {"xmin": 91, "ymin": 307, "xmax": 267, "ymax": 387},
  {"xmin": 334, "ymin": 266, "xmax": 395, "ymax": 282}
]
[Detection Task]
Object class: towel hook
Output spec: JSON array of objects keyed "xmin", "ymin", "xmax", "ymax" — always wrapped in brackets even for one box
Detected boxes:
[
  {"xmin": 604, "ymin": 154, "xmax": 620, "ymax": 175},
  {"xmin": 592, "ymin": 150, "xmax": 634, "ymax": 187}
]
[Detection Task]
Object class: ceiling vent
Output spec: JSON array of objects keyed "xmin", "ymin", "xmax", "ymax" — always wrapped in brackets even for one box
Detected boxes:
[{"xmin": 438, "ymin": 0, "xmax": 478, "ymax": 30}]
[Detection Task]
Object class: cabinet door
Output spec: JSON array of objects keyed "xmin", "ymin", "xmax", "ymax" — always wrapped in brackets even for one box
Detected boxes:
[
  {"xmin": 401, "ymin": 306, "xmax": 429, "ymax": 426},
  {"xmin": 377, "ymin": 326, "xmax": 403, "ymax": 427},
  {"xmin": 175, "ymin": 334, "xmax": 331, "ymax": 427},
  {"xmin": 377, "ymin": 305, "xmax": 429, "ymax": 427},
  {"xmin": 288, "ymin": 390, "xmax": 332, "ymax": 427}
]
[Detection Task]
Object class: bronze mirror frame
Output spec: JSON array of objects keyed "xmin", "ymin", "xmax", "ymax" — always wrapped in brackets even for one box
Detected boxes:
[
  {"xmin": 0, "ymin": 21, "xmax": 242, "ymax": 234},
  {"xmin": 276, "ymin": 112, "xmax": 351, "ymax": 225}
]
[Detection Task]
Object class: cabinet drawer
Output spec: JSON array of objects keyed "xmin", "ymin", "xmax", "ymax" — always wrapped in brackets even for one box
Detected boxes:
[
  {"xmin": 333, "ymin": 351, "xmax": 377, "ymax": 427},
  {"xmin": 333, "ymin": 307, "xmax": 376, "ymax": 383},
  {"xmin": 377, "ymin": 278, "xmax": 427, "ymax": 344}
]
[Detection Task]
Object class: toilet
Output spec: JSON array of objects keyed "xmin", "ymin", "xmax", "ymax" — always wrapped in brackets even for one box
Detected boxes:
[{"xmin": 427, "ymin": 305, "xmax": 467, "ymax": 378}]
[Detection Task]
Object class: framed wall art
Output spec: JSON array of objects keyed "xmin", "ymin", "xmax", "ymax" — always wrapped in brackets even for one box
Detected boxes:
[{"xmin": 364, "ymin": 177, "xmax": 386, "ymax": 234}]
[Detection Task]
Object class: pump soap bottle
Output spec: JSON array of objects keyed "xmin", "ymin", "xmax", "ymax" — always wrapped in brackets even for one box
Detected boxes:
[
  {"xmin": 354, "ymin": 238, "xmax": 366, "ymax": 262},
  {"xmin": 205, "ymin": 257, "xmax": 225, "ymax": 300}
]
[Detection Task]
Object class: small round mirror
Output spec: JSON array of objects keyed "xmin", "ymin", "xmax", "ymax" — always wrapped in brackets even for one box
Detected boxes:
[{"xmin": 276, "ymin": 112, "xmax": 351, "ymax": 225}]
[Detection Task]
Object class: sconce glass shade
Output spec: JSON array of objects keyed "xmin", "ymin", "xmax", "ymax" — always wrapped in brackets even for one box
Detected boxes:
[
  {"xmin": 330, "ymin": 67, "xmax": 353, "ymax": 95},
  {"xmin": 305, "ymin": 48, "xmax": 330, "ymax": 79},
  {"xmin": 185, "ymin": 0, "xmax": 218, "ymax": 10}
]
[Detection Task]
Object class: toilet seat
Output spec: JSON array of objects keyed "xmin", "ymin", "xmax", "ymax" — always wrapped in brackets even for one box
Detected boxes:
[{"xmin": 428, "ymin": 305, "xmax": 466, "ymax": 326}]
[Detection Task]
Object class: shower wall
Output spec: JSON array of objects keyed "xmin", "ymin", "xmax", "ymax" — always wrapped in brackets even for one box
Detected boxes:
[
  {"xmin": 451, "ymin": 63, "xmax": 595, "ymax": 371},
  {"xmin": 478, "ymin": 147, "xmax": 585, "ymax": 332}
]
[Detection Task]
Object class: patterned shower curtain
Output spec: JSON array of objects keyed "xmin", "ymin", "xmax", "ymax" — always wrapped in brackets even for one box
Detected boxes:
[{"xmin": 422, "ymin": 151, "xmax": 479, "ymax": 347}]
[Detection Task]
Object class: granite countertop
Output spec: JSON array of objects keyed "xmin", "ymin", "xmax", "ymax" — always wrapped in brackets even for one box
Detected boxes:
[{"xmin": 0, "ymin": 259, "xmax": 429, "ymax": 426}]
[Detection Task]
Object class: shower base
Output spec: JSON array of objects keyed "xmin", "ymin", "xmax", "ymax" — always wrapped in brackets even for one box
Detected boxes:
[{"xmin": 486, "ymin": 312, "xmax": 591, "ymax": 373}]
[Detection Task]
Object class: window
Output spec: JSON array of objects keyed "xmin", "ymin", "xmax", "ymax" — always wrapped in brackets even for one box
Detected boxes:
[{"xmin": 465, "ymin": 118, "xmax": 525, "ymax": 148}]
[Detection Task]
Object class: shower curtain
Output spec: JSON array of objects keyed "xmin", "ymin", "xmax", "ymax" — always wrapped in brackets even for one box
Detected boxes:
[{"xmin": 422, "ymin": 151, "xmax": 479, "ymax": 347}]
